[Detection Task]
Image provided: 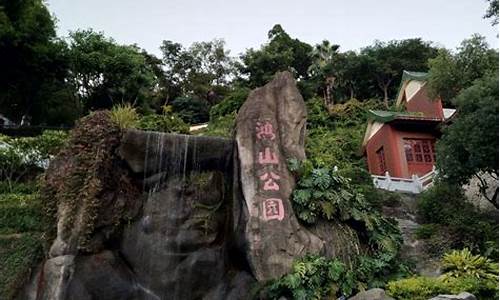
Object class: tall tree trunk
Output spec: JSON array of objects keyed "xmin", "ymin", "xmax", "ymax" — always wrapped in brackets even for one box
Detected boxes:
[
  {"xmin": 349, "ymin": 86, "xmax": 355, "ymax": 100},
  {"xmin": 383, "ymin": 87, "xmax": 389, "ymax": 108}
]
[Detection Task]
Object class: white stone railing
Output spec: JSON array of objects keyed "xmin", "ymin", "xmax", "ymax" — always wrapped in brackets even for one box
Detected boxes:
[{"xmin": 372, "ymin": 167, "xmax": 436, "ymax": 194}]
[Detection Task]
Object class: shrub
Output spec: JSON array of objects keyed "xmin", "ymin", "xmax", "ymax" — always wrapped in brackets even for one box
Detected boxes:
[
  {"xmin": 109, "ymin": 103, "xmax": 139, "ymax": 129},
  {"xmin": 440, "ymin": 249, "xmax": 498, "ymax": 282},
  {"xmin": 0, "ymin": 193, "xmax": 41, "ymax": 234},
  {"xmin": 417, "ymin": 183, "xmax": 468, "ymax": 224},
  {"xmin": 171, "ymin": 96, "xmax": 210, "ymax": 124},
  {"xmin": 138, "ymin": 113, "xmax": 190, "ymax": 134},
  {"xmin": 386, "ymin": 276, "xmax": 449, "ymax": 300},
  {"xmin": 387, "ymin": 250, "xmax": 499, "ymax": 300},
  {"xmin": 209, "ymin": 87, "xmax": 250, "ymax": 120},
  {"xmin": 417, "ymin": 183, "xmax": 498, "ymax": 257},
  {"xmin": 0, "ymin": 233, "xmax": 43, "ymax": 299},
  {"xmin": 0, "ymin": 131, "xmax": 67, "ymax": 191},
  {"xmin": 288, "ymin": 159, "xmax": 407, "ymax": 288},
  {"xmin": 264, "ymin": 255, "xmax": 356, "ymax": 299},
  {"xmin": 415, "ymin": 224, "xmax": 439, "ymax": 240},
  {"xmin": 197, "ymin": 113, "xmax": 235, "ymax": 138}
]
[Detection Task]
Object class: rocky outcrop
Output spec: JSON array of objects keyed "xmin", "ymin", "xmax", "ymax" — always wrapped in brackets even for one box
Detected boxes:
[
  {"xmin": 348, "ymin": 288, "xmax": 395, "ymax": 300},
  {"xmin": 235, "ymin": 71, "xmax": 324, "ymax": 280},
  {"xmin": 20, "ymin": 72, "xmax": 361, "ymax": 299},
  {"xmin": 382, "ymin": 192, "xmax": 441, "ymax": 276},
  {"xmin": 429, "ymin": 292, "xmax": 477, "ymax": 300}
]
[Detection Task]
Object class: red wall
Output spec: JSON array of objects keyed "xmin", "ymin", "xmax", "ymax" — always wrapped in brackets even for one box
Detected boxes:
[
  {"xmin": 392, "ymin": 129, "xmax": 436, "ymax": 177},
  {"xmin": 366, "ymin": 124, "xmax": 438, "ymax": 178},
  {"xmin": 404, "ymin": 85, "xmax": 444, "ymax": 119},
  {"xmin": 366, "ymin": 124, "xmax": 404, "ymax": 177}
]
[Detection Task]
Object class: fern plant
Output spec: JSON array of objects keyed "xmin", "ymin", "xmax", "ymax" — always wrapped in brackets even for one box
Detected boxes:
[{"xmin": 265, "ymin": 255, "xmax": 356, "ymax": 300}]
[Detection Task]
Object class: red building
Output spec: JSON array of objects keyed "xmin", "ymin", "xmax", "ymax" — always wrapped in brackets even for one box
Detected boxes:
[{"xmin": 362, "ymin": 71, "xmax": 456, "ymax": 179}]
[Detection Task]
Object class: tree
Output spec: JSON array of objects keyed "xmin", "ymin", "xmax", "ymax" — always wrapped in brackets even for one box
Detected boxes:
[
  {"xmin": 484, "ymin": 0, "xmax": 499, "ymax": 25},
  {"xmin": 67, "ymin": 29, "xmax": 160, "ymax": 113},
  {"xmin": 361, "ymin": 39, "xmax": 437, "ymax": 107},
  {"xmin": 436, "ymin": 71, "xmax": 499, "ymax": 208},
  {"xmin": 308, "ymin": 40, "xmax": 340, "ymax": 106},
  {"xmin": 0, "ymin": 0, "xmax": 76, "ymax": 125},
  {"xmin": 428, "ymin": 35, "xmax": 498, "ymax": 105},
  {"xmin": 239, "ymin": 24, "xmax": 313, "ymax": 88},
  {"xmin": 160, "ymin": 39, "xmax": 235, "ymax": 104},
  {"xmin": 331, "ymin": 51, "xmax": 377, "ymax": 101}
]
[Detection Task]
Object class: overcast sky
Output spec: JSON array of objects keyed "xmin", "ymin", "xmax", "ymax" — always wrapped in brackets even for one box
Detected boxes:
[{"xmin": 46, "ymin": 0, "xmax": 498, "ymax": 57}]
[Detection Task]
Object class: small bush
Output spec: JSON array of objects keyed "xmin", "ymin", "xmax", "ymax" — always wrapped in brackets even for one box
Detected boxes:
[
  {"xmin": 0, "ymin": 193, "xmax": 41, "ymax": 233},
  {"xmin": 138, "ymin": 113, "xmax": 190, "ymax": 134},
  {"xmin": 109, "ymin": 103, "xmax": 139, "ymax": 129},
  {"xmin": 171, "ymin": 96, "xmax": 210, "ymax": 124},
  {"xmin": 415, "ymin": 224, "xmax": 439, "ymax": 239},
  {"xmin": 0, "ymin": 131, "xmax": 67, "ymax": 190},
  {"xmin": 209, "ymin": 87, "xmax": 250, "ymax": 120},
  {"xmin": 417, "ymin": 183, "xmax": 468, "ymax": 224},
  {"xmin": 264, "ymin": 255, "xmax": 356, "ymax": 299},
  {"xmin": 417, "ymin": 183, "xmax": 498, "ymax": 257},
  {"xmin": 386, "ymin": 276, "xmax": 448, "ymax": 300},
  {"xmin": 387, "ymin": 249, "xmax": 499, "ymax": 300},
  {"xmin": 198, "ymin": 113, "xmax": 236, "ymax": 138},
  {"xmin": 440, "ymin": 249, "xmax": 498, "ymax": 282},
  {"xmin": 0, "ymin": 233, "xmax": 43, "ymax": 299}
]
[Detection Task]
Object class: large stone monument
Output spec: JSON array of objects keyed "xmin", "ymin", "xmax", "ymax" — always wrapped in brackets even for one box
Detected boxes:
[
  {"xmin": 235, "ymin": 71, "xmax": 324, "ymax": 280},
  {"xmin": 18, "ymin": 71, "xmax": 356, "ymax": 300}
]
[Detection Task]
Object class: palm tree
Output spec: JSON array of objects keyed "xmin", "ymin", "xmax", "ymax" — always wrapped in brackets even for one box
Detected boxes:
[{"xmin": 308, "ymin": 40, "xmax": 340, "ymax": 107}]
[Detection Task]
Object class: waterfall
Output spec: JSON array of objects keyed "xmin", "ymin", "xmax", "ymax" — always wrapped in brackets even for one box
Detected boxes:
[{"xmin": 119, "ymin": 130, "xmax": 233, "ymax": 300}]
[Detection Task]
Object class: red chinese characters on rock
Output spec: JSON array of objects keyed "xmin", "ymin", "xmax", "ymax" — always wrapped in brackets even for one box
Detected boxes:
[
  {"xmin": 259, "ymin": 171, "xmax": 280, "ymax": 191},
  {"xmin": 258, "ymin": 147, "xmax": 278, "ymax": 165},
  {"xmin": 255, "ymin": 119, "xmax": 285, "ymax": 222},
  {"xmin": 256, "ymin": 121, "xmax": 276, "ymax": 140},
  {"xmin": 262, "ymin": 198, "xmax": 285, "ymax": 221}
]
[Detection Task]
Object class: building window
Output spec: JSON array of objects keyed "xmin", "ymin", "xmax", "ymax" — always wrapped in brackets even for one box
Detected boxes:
[
  {"xmin": 404, "ymin": 139, "xmax": 436, "ymax": 164},
  {"xmin": 376, "ymin": 147, "xmax": 387, "ymax": 174}
]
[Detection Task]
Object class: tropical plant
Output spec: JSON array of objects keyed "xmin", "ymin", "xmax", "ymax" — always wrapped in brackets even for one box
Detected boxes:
[
  {"xmin": 287, "ymin": 159, "xmax": 406, "ymax": 287},
  {"xmin": 264, "ymin": 255, "xmax": 356, "ymax": 299},
  {"xmin": 387, "ymin": 249, "xmax": 499, "ymax": 300},
  {"xmin": 109, "ymin": 103, "xmax": 140, "ymax": 129},
  {"xmin": 138, "ymin": 111, "xmax": 190, "ymax": 134},
  {"xmin": 440, "ymin": 249, "xmax": 498, "ymax": 282}
]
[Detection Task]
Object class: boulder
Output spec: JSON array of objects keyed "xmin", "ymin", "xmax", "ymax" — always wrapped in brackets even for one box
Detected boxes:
[
  {"xmin": 235, "ymin": 71, "xmax": 324, "ymax": 280},
  {"xmin": 428, "ymin": 292, "xmax": 477, "ymax": 300},
  {"xmin": 348, "ymin": 288, "xmax": 395, "ymax": 300}
]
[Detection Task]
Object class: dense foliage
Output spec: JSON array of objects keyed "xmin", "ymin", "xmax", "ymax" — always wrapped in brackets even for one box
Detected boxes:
[
  {"xmin": 260, "ymin": 159, "xmax": 409, "ymax": 298},
  {"xmin": 435, "ymin": 72, "xmax": 499, "ymax": 208},
  {"xmin": 0, "ymin": 131, "xmax": 68, "ymax": 191},
  {"xmin": 416, "ymin": 183, "xmax": 498, "ymax": 258},
  {"xmin": 386, "ymin": 249, "xmax": 498, "ymax": 300}
]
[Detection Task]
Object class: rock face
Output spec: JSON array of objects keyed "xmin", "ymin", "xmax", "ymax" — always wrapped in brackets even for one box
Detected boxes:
[
  {"xmin": 428, "ymin": 292, "xmax": 477, "ymax": 300},
  {"xmin": 235, "ymin": 71, "xmax": 324, "ymax": 280},
  {"xmin": 348, "ymin": 288, "xmax": 395, "ymax": 300},
  {"xmin": 20, "ymin": 71, "xmax": 355, "ymax": 299},
  {"xmin": 382, "ymin": 192, "xmax": 441, "ymax": 276},
  {"xmin": 21, "ymin": 131, "xmax": 254, "ymax": 300}
]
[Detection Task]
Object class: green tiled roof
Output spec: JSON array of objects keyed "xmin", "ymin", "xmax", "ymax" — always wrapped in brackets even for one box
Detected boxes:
[{"xmin": 395, "ymin": 70, "xmax": 429, "ymax": 105}]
